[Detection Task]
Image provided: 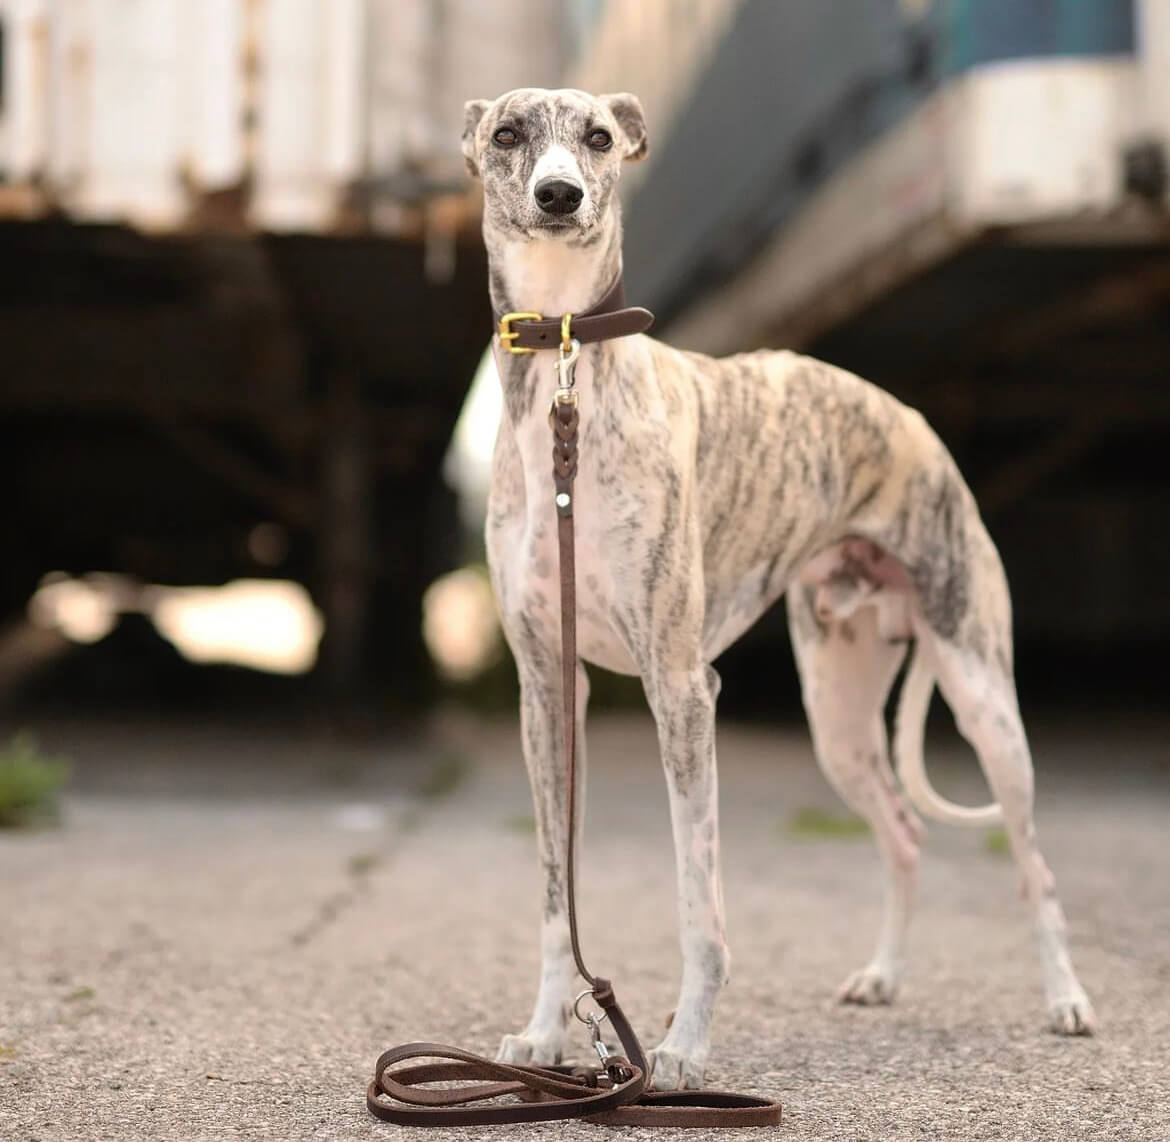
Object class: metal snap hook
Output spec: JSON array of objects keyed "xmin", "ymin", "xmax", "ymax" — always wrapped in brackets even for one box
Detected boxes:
[
  {"xmin": 555, "ymin": 337, "xmax": 581, "ymax": 397},
  {"xmin": 588, "ymin": 1015, "xmax": 612, "ymax": 1066}
]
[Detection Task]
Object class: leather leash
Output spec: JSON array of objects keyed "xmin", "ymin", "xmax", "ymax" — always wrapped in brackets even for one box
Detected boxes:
[{"xmin": 366, "ymin": 295, "xmax": 781, "ymax": 1128}]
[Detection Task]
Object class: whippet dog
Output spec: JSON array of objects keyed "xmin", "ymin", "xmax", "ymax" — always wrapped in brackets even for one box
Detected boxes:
[{"xmin": 463, "ymin": 87, "xmax": 1094, "ymax": 1090}]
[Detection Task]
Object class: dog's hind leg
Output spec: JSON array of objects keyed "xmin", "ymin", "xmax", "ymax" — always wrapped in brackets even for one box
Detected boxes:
[
  {"xmin": 787, "ymin": 588, "xmax": 924, "ymax": 1004},
  {"xmin": 496, "ymin": 657, "xmax": 590, "ymax": 1066},
  {"xmin": 926, "ymin": 616, "xmax": 1095, "ymax": 1034}
]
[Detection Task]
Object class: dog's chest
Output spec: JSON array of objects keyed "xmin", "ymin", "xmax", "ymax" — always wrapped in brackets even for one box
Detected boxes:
[
  {"xmin": 495, "ymin": 360, "xmax": 643, "ymax": 676},
  {"xmin": 519, "ymin": 507, "xmax": 639, "ymax": 674}
]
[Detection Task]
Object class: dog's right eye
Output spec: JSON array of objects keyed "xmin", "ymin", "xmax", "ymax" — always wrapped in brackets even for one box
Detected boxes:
[{"xmin": 492, "ymin": 127, "xmax": 519, "ymax": 148}]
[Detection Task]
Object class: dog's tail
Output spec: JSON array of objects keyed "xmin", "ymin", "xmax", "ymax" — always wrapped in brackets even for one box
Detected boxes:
[{"xmin": 894, "ymin": 641, "xmax": 1003, "ymax": 827}]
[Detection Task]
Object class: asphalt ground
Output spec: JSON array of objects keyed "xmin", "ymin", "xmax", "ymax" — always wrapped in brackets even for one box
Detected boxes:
[{"xmin": 2, "ymin": 710, "xmax": 1168, "ymax": 1140}]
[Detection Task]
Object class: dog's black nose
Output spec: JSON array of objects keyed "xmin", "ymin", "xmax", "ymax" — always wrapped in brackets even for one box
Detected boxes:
[{"xmin": 534, "ymin": 178, "xmax": 583, "ymax": 215}]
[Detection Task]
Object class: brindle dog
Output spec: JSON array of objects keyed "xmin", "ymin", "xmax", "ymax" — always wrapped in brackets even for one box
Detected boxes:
[{"xmin": 462, "ymin": 87, "xmax": 1094, "ymax": 1090}]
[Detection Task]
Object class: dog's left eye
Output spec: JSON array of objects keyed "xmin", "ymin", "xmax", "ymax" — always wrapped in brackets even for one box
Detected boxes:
[
  {"xmin": 587, "ymin": 129, "xmax": 612, "ymax": 151},
  {"xmin": 493, "ymin": 127, "xmax": 519, "ymax": 148}
]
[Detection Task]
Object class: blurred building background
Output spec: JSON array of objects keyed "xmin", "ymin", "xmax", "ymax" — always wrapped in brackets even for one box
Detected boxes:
[{"xmin": 1, "ymin": 0, "xmax": 1167, "ymax": 723}]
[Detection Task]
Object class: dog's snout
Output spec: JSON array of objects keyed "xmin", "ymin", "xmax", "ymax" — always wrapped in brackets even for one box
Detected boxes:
[{"xmin": 534, "ymin": 178, "xmax": 583, "ymax": 215}]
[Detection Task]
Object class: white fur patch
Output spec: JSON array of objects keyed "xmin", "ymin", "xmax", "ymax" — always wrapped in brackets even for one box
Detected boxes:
[{"xmin": 529, "ymin": 144, "xmax": 590, "ymax": 211}]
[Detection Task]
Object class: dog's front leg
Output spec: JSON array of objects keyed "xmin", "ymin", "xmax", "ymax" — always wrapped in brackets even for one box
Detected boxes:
[
  {"xmin": 496, "ymin": 658, "xmax": 589, "ymax": 1066},
  {"xmin": 644, "ymin": 663, "xmax": 730, "ymax": 1090}
]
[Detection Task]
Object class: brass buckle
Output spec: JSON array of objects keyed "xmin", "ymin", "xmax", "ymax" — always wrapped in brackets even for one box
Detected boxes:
[{"xmin": 498, "ymin": 311, "xmax": 543, "ymax": 354}]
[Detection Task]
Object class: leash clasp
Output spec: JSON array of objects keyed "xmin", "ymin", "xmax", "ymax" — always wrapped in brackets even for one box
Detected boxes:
[
  {"xmin": 554, "ymin": 337, "xmax": 581, "ymax": 403},
  {"xmin": 573, "ymin": 990, "xmax": 613, "ymax": 1069},
  {"xmin": 588, "ymin": 1015, "xmax": 611, "ymax": 1067},
  {"xmin": 498, "ymin": 310, "xmax": 542, "ymax": 354}
]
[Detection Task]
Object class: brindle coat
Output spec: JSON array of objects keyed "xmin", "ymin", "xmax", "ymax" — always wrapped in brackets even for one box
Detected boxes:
[{"xmin": 462, "ymin": 87, "xmax": 1094, "ymax": 1090}]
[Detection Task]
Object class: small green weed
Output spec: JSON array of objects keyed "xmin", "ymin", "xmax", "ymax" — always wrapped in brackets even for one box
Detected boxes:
[
  {"xmin": 786, "ymin": 807, "xmax": 869, "ymax": 840},
  {"xmin": 983, "ymin": 827, "xmax": 1011, "ymax": 857},
  {"xmin": 415, "ymin": 753, "xmax": 469, "ymax": 802},
  {"xmin": 0, "ymin": 733, "xmax": 70, "ymax": 828},
  {"xmin": 64, "ymin": 986, "xmax": 95, "ymax": 1003},
  {"xmin": 346, "ymin": 851, "xmax": 380, "ymax": 877}
]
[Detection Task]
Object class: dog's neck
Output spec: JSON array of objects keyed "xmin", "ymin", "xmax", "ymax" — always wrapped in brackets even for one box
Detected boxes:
[{"xmin": 484, "ymin": 211, "xmax": 624, "ymax": 322}]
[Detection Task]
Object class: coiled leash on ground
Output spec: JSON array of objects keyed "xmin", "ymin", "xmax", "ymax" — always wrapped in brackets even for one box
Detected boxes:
[{"xmin": 367, "ymin": 318, "xmax": 781, "ymax": 1128}]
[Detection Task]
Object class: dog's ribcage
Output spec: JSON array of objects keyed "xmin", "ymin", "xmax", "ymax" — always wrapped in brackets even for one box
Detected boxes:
[{"xmin": 487, "ymin": 335, "xmax": 1000, "ymax": 677}]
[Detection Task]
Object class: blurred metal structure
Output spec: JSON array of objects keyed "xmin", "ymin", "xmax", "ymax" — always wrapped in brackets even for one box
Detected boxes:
[
  {"xmin": 571, "ymin": 0, "xmax": 1170, "ymax": 653},
  {"xmin": 611, "ymin": 0, "xmax": 1163, "ymax": 349},
  {"xmin": 0, "ymin": 0, "xmax": 566, "ymax": 708},
  {"xmin": 0, "ymin": 0, "xmax": 563, "ymax": 232}
]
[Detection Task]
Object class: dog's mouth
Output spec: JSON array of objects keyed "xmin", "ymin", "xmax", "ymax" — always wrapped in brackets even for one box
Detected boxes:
[
  {"xmin": 526, "ymin": 218, "xmax": 585, "ymax": 235},
  {"xmin": 514, "ymin": 209, "xmax": 599, "ymax": 238}
]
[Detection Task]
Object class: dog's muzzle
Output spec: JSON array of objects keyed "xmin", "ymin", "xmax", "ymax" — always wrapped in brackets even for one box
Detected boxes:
[{"xmin": 534, "ymin": 177, "xmax": 584, "ymax": 215}]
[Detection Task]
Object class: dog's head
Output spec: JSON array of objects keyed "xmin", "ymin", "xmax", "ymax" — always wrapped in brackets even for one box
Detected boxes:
[{"xmin": 462, "ymin": 88, "xmax": 647, "ymax": 240}]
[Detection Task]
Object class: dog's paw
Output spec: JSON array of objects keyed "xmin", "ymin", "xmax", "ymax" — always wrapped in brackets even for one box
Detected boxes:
[
  {"xmin": 1048, "ymin": 992, "xmax": 1095, "ymax": 1036},
  {"xmin": 837, "ymin": 964, "xmax": 899, "ymax": 1005},
  {"xmin": 496, "ymin": 1029, "xmax": 564, "ymax": 1066},
  {"xmin": 647, "ymin": 1043, "xmax": 706, "ymax": 1090}
]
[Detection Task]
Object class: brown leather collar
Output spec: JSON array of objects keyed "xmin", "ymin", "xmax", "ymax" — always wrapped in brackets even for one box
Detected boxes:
[{"xmin": 496, "ymin": 276, "xmax": 654, "ymax": 353}]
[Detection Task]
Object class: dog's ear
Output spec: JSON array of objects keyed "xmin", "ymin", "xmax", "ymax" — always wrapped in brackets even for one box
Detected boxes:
[
  {"xmin": 461, "ymin": 99, "xmax": 491, "ymax": 178},
  {"xmin": 601, "ymin": 93, "xmax": 648, "ymax": 162}
]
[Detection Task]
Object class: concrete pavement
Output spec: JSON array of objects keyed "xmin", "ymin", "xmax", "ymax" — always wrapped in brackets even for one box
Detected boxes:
[{"xmin": 2, "ymin": 711, "xmax": 1168, "ymax": 1140}]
